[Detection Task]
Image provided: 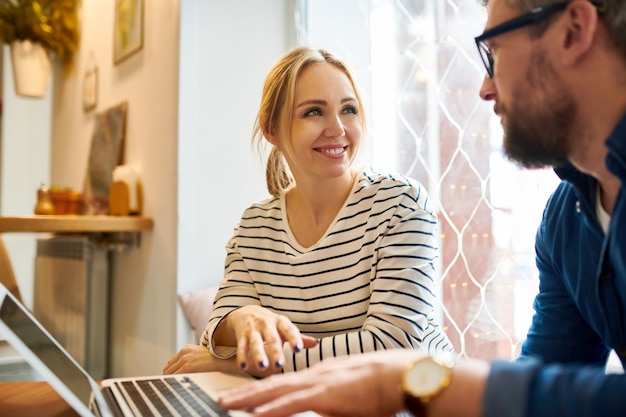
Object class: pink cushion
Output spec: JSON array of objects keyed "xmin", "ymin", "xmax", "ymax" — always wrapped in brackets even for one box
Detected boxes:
[{"xmin": 178, "ymin": 286, "xmax": 218, "ymax": 342}]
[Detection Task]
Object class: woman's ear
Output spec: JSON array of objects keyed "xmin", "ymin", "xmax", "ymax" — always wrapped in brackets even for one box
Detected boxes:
[{"xmin": 264, "ymin": 129, "xmax": 278, "ymax": 146}]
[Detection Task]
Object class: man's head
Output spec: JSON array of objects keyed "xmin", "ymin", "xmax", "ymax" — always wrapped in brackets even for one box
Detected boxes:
[
  {"xmin": 480, "ymin": 1, "xmax": 626, "ymax": 53},
  {"xmin": 476, "ymin": 0, "xmax": 626, "ymax": 169}
]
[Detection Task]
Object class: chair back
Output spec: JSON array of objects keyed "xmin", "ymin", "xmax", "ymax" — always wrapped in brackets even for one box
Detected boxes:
[{"xmin": 0, "ymin": 237, "xmax": 22, "ymax": 303}]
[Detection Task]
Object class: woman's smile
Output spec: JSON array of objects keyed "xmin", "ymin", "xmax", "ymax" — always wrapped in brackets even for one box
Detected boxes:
[{"xmin": 315, "ymin": 145, "xmax": 348, "ymax": 157}]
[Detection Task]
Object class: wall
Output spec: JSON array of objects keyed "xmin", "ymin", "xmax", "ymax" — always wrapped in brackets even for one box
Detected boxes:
[
  {"xmin": 177, "ymin": 0, "xmax": 296, "ymax": 345},
  {"xmin": 51, "ymin": 0, "xmax": 180, "ymax": 376},
  {"xmin": 0, "ymin": 46, "xmax": 52, "ymax": 308},
  {"xmin": 0, "ymin": 0, "xmax": 295, "ymax": 376},
  {"xmin": 1, "ymin": 0, "xmax": 296, "ymax": 377}
]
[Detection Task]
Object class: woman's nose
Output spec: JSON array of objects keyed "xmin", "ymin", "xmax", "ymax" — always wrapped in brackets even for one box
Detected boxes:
[{"xmin": 324, "ymin": 115, "xmax": 346, "ymax": 137}]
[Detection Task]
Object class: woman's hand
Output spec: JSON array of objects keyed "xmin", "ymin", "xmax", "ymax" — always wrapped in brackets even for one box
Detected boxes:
[
  {"xmin": 219, "ymin": 305, "xmax": 318, "ymax": 374},
  {"xmin": 162, "ymin": 344, "xmax": 237, "ymax": 374}
]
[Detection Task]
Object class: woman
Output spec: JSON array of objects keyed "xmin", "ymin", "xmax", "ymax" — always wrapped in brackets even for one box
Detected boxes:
[{"xmin": 164, "ymin": 47, "xmax": 452, "ymax": 377}]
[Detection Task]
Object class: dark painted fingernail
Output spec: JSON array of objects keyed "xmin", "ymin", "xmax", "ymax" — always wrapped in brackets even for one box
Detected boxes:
[
  {"xmin": 294, "ymin": 343, "xmax": 302, "ymax": 353},
  {"xmin": 240, "ymin": 362, "xmax": 247, "ymax": 369},
  {"xmin": 275, "ymin": 359, "xmax": 284, "ymax": 368},
  {"xmin": 259, "ymin": 360, "xmax": 268, "ymax": 369}
]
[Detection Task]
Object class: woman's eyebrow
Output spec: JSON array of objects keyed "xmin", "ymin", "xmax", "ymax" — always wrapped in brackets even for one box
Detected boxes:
[
  {"xmin": 295, "ymin": 96, "xmax": 357, "ymax": 110},
  {"xmin": 295, "ymin": 98, "xmax": 326, "ymax": 109}
]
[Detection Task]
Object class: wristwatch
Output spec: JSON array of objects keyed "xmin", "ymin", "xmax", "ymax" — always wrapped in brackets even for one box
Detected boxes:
[{"xmin": 401, "ymin": 356, "xmax": 454, "ymax": 417}]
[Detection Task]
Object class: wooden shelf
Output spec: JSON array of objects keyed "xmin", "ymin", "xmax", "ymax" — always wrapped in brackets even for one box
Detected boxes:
[{"xmin": 0, "ymin": 215, "xmax": 154, "ymax": 233}]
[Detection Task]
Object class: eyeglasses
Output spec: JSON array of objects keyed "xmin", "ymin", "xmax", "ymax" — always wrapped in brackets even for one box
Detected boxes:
[{"xmin": 475, "ymin": 1, "xmax": 605, "ymax": 78}]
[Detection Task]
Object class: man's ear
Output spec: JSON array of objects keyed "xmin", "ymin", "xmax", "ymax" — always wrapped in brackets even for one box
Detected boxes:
[{"xmin": 560, "ymin": 0, "xmax": 599, "ymax": 66}]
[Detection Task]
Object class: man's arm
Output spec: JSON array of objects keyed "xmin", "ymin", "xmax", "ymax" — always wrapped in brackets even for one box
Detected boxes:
[
  {"xmin": 521, "ymin": 186, "xmax": 607, "ymax": 365},
  {"xmin": 217, "ymin": 350, "xmax": 488, "ymax": 417},
  {"xmin": 218, "ymin": 349, "xmax": 626, "ymax": 417}
]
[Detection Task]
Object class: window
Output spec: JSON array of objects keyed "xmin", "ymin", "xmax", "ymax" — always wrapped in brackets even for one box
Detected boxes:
[{"xmin": 297, "ymin": 0, "xmax": 560, "ymax": 361}]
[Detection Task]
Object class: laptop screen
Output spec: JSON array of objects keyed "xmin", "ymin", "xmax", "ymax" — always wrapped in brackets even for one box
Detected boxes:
[{"xmin": 0, "ymin": 292, "xmax": 93, "ymax": 406}]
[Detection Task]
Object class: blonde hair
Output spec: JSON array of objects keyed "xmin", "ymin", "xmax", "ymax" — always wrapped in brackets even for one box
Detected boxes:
[{"xmin": 252, "ymin": 47, "xmax": 366, "ymax": 197}]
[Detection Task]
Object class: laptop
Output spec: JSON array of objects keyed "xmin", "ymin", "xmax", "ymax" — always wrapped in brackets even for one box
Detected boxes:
[{"xmin": 0, "ymin": 283, "xmax": 316, "ymax": 416}]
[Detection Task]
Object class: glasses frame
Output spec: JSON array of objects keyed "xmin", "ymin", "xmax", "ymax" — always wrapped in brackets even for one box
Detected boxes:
[{"xmin": 474, "ymin": 1, "xmax": 604, "ymax": 78}]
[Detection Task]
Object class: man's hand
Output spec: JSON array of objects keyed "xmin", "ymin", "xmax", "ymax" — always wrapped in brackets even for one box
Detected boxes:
[{"xmin": 217, "ymin": 349, "xmax": 420, "ymax": 417}]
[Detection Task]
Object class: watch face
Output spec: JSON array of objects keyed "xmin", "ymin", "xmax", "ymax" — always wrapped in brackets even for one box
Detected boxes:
[{"xmin": 404, "ymin": 357, "xmax": 450, "ymax": 397}]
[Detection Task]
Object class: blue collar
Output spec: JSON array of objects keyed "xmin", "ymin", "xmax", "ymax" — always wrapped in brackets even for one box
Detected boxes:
[{"xmin": 552, "ymin": 112, "xmax": 626, "ymax": 209}]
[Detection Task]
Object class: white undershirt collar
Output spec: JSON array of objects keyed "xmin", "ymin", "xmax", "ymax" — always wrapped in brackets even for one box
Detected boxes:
[{"xmin": 596, "ymin": 186, "xmax": 611, "ymax": 234}]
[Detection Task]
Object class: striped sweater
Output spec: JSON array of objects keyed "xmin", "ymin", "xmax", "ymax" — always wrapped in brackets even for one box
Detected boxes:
[{"xmin": 202, "ymin": 168, "xmax": 453, "ymax": 371}]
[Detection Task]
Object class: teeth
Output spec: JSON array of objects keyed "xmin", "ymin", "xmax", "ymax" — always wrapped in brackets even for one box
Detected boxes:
[{"xmin": 319, "ymin": 147, "xmax": 345, "ymax": 155}]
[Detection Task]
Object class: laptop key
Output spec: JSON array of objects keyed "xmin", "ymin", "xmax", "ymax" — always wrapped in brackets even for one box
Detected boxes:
[
  {"xmin": 137, "ymin": 379, "xmax": 179, "ymax": 416},
  {"xmin": 178, "ymin": 376, "xmax": 230, "ymax": 417},
  {"xmin": 161, "ymin": 377, "xmax": 215, "ymax": 416},
  {"xmin": 119, "ymin": 380, "xmax": 164, "ymax": 416},
  {"xmin": 119, "ymin": 376, "xmax": 231, "ymax": 417}
]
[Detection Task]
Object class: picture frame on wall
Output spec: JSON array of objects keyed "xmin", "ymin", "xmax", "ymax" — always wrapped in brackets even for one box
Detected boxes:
[
  {"xmin": 82, "ymin": 67, "xmax": 98, "ymax": 112},
  {"xmin": 113, "ymin": 0, "xmax": 144, "ymax": 65},
  {"xmin": 83, "ymin": 101, "xmax": 128, "ymax": 214}
]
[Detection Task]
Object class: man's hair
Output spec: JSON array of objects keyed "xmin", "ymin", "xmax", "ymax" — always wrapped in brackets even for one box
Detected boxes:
[{"xmin": 480, "ymin": 1, "xmax": 626, "ymax": 55}]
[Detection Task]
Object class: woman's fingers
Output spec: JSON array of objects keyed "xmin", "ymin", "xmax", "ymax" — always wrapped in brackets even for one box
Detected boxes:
[
  {"xmin": 236, "ymin": 331, "xmax": 251, "ymax": 370},
  {"xmin": 237, "ymin": 315, "xmax": 283, "ymax": 372},
  {"xmin": 262, "ymin": 325, "xmax": 287, "ymax": 369},
  {"xmin": 301, "ymin": 335, "xmax": 319, "ymax": 349},
  {"xmin": 163, "ymin": 345, "xmax": 219, "ymax": 374},
  {"xmin": 249, "ymin": 329, "xmax": 271, "ymax": 370},
  {"xmin": 276, "ymin": 315, "xmax": 305, "ymax": 353},
  {"xmin": 230, "ymin": 306, "xmax": 318, "ymax": 373}
]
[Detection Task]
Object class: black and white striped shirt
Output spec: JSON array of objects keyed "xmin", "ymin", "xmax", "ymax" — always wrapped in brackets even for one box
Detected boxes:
[{"xmin": 203, "ymin": 168, "xmax": 453, "ymax": 371}]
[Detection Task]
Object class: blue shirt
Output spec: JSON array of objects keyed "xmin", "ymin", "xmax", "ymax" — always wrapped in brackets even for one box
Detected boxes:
[{"xmin": 483, "ymin": 113, "xmax": 626, "ymax": 417}]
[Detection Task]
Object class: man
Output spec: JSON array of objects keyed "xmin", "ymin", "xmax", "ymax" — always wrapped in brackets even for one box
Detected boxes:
[{"xmin": 215, "ymin": 0, "xmax": 626, "ymax": 416}]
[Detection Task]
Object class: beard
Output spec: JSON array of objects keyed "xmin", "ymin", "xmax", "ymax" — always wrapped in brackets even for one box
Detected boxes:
[{"xmin": 499, "ymin": 48, "xmax": 576, "ymax": 169}]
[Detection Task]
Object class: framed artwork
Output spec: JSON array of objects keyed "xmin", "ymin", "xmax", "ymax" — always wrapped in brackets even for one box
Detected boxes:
[
  {"xmin": 82, "ymin": 67, "xmax": 98, "ymax": 112},
  {"xmin": 83, "ymin": 102, "xmax": 128, "ymax": 214},
  {"xmin": 113, "ymin": 0, "xmax": 144, "ymax": 65}
]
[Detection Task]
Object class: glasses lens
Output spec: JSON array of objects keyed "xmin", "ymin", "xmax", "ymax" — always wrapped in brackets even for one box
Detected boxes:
[{"xmin": 478, "ymin": 41, "xmax": 493, "ymax": 78}]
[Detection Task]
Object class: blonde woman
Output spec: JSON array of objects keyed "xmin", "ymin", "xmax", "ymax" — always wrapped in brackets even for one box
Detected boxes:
[{"xmin": 164, "ymin": 46, "xmax": 452, "ymax": 377}]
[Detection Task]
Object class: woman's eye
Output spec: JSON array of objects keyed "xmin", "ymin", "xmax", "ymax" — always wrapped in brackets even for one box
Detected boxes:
[
  {"xmin": 303, "ymin": 108, "xmax": 322, "ymax": 117},
  {"xmin": 343, "ymin": 105, "xmax": 358, "ymax": 115}
]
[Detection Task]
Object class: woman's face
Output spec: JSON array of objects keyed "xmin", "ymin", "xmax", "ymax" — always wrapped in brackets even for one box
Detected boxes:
[{"xmin": 279, "ymin": 62, "xmax": 363, "ymax": 183}]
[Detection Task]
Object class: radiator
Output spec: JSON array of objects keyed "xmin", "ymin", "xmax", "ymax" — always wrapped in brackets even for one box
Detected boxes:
[{"xmin": 33, "ymin": 235, "xmax": 109, "ymax": 379}]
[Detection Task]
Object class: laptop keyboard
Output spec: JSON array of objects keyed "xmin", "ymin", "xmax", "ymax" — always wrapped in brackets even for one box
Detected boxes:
[{"xmin": 116, "ymin": 376, "xmax": 231, "ymax": 416}]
